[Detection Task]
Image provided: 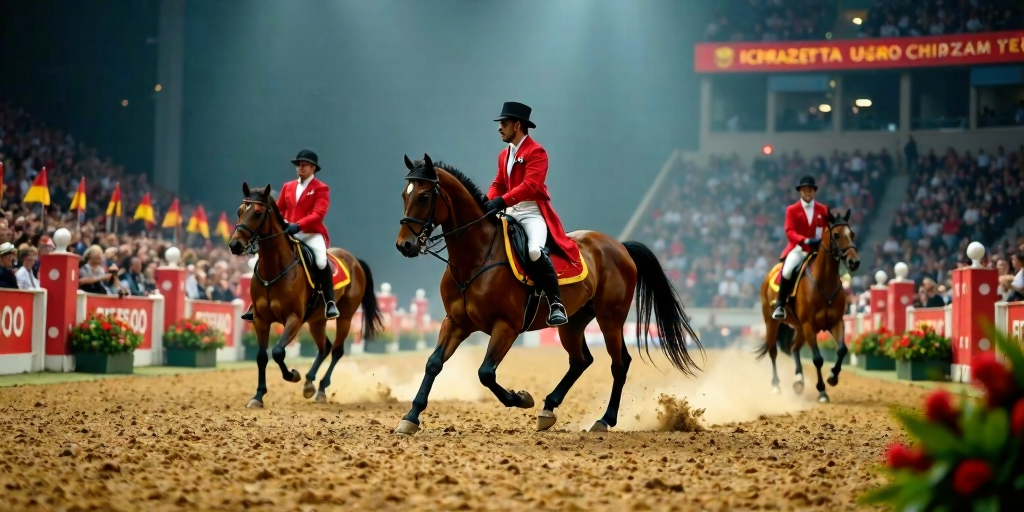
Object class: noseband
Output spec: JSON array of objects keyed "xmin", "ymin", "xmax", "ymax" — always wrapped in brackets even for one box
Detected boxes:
[
  {"xmin": 825, "ymin": 221, "xmax": 857, "ymax": 263},
  {"xmin": 232, "ymin": 198, "xmax": 299, "ymax": 287},
  {"xmin": 400, "ymin": 174, "xmax": 447, "ymax": 253}
]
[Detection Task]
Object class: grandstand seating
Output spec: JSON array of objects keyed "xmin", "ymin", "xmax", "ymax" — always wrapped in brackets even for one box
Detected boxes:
[{"xmin": 860, "ymin": 0, "xmax": 1022, "ymax": 39}]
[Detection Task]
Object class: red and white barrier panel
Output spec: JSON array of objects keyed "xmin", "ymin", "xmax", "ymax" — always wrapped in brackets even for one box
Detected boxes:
[
  {"xmin": 76, "ymin": 291, "xmax": 165, "ymax": 367},
  {"xmin": 0, "ymin": 289, "xmax": 47, "ymax": 375},
  {"xmin": 994, "ymin": 301, "xmax": 1024, "ymax": 358},
  {"xmin": 185, "ymin": 298, "xmax": 244, "ymax": 362},
  {"xmin": 905, "ymin": 305, "xmax": 953, "ymax": 338}
]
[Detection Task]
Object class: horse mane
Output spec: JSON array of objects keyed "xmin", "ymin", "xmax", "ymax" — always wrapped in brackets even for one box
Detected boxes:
[{"xmin": 415, "ymin": 159, "xmax": 498, "ymax": 225}]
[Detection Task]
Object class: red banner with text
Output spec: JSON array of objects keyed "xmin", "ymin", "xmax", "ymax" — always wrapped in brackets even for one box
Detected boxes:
[
  {"xmin": 86, "ymin": 296, "xmax": 155, "ymax": 350},
  {"xmin": 695, "ymin": 31, "xmax": 1024, "ymax": 73},
  {"xmin": 0, "ymin": 290, "xmax": 37, "ymax": 355}
]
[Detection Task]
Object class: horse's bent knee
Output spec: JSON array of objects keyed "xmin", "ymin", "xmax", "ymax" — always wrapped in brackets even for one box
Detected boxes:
[
  {"xmin": 812, "ymin": 356, "xmax": 824, "ymax": 368},
  {"xmin": 272, "ymin": 345, "xmax": 286, "ymax": 362}
]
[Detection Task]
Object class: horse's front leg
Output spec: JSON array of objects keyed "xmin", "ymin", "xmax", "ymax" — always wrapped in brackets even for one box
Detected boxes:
[
  {"xmin": 247, "ymin": 316, "xmax": 272, "ymax": 408},
  {"xmin": 272, "ymin": 316, "xmax": 303, "ymax": 383},
  {"xmin": 803, "ymin": 324, "xmax": 829, "ymax": 403},
  {"xmin": 478, "ymin": 321, "xmax": 534, "ymax": 410},
  {"xmin": 395, "ymin": 317, "xmax": 470, "ymax": 436},
  {"xmin": 826, "ymin": 317, "xmax": 848, "ymax": 387}
]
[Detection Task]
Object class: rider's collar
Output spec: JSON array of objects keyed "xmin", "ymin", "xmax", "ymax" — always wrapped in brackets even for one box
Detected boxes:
[{"xmin": 800, "ymin": 199, "xmax": 815, "ymax": 208}]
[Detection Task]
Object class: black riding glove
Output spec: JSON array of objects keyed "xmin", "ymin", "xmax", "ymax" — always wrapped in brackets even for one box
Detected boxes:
[
  {"xmin": 484, "ymin": 197, "xmax": 506, "ymax": 215},
  {"xmin": 804, "ymin": 237, "xmax": 822, "ymax": 248},
  {"xmin": 284, "ymin": 223, "xmax": 300, "ymax": 235}
]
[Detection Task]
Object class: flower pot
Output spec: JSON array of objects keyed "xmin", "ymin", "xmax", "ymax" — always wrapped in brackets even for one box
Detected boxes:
[
  {"xmin": 75, "ymin": 351, "xmax": 134, "ymax": 374},
  {"xmin": 855, "ymin": 354, "xmax": 896, "ymax": 371},
  {"xmin": 300, "ymin": 343, "xmax": 320, "ymax": 358},
  {"xmin": 896, "ymin": 359, "xmax": 949, "ymax": 381},
  {"xmin": 819, "ymin": 348, "xmax": 849, "ymax": 364},
  {"xmin": 398, "ymin": 338, "xmax": 419, "ymax": 352},
  {"xmin": 244, "ymin": 345, "xmax": 260, "ymax": 361},
  {"xmin": 165, "ymin": 348, "xmax": 218, "ymax": 368},
  {"xmin": 364, "ymin": 341, "xmax": 388, "ymax": 354}
]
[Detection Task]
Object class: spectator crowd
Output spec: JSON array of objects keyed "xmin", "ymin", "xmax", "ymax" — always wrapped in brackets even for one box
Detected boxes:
[
  {"xmin": 0, "ymin": 99, "xmax": 248, "ymax": 302},
  {"xmin": 640, "ymin": 148, "xmax": 891, "ymax": 309},
  {"xmin": 859, "ymin": 0, "xmax": 1021, "ymax": 39}
]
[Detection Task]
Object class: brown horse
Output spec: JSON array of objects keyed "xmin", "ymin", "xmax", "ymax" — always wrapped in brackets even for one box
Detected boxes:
[
  {"xmin": 228, "ymin": 182, "xmax": 384, "ymax": 408},
  {"xmin": 756, "ymin": 209, "xmax": 861, "ymax": 403},
  {"xmin": 392, "ymin": 155, "xmax": 702, "ymax": 435}
]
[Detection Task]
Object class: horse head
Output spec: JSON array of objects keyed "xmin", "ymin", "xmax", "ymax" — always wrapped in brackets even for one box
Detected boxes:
[
  {"xmin": 397, "ymin": 154, "xmax": 445, "ymax": 257},
  {"xmin": 229, "ymin": 181, "xmax": 284, "ymax": 256},
  {"xmin": 825, "ymin": 209, "xmax": 860, "ymax": 272}
]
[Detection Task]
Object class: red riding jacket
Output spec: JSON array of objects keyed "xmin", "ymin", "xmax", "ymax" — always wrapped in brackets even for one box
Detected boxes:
[
  {"xmin": 486, "ymin": 135, "xmax": 577, "ymax": 259},
  {"xmin": 277, "ymin": 177, "xmax": 331, "ymax": 246},
  {"xmin": 780, "ymin": 200, "xmax": 829, "ymax": 259}
]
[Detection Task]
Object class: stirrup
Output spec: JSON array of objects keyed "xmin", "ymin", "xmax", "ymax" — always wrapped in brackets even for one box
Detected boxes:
[
  {"xmin": 772, "ymin": 305, "xmax": 787, "ymax": 320},
  {"xmin": 546, "ymin": 301, "xmax": 568, "ymax": 326},
  {"xmin": 241, "ymin": 307, "xmax": 254, "ymax": 322}
]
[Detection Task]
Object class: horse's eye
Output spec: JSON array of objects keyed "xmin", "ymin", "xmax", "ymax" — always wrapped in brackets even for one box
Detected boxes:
[{"xmin": 418, "ymin": 193, "xmax": 430, "ymax": 202}]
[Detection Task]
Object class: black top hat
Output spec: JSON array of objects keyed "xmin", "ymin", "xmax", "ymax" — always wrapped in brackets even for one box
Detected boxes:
[
  {"xmin": 795, "ymin": 175, "xmax": 818, "ymax": 191},
  {"xmin": 493, "ymin": 102, "xmax": 536, "ymax": 129},
  {"xmin": 291, "ymin": 149, "xmax": 321, "ymax": 172}
]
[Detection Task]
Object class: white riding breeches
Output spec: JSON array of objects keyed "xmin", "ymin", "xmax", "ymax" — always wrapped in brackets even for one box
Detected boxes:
[
  {"xmin": 505, "ymin": 203, "xmax": 547, "ymax": 261},
  {"xmin": 782, "ymin": 245, "xmax": 808, "ymax": 280},
  {"xmin": 294, "ymin": 232, "xmax": 328, "ymax": 269}
]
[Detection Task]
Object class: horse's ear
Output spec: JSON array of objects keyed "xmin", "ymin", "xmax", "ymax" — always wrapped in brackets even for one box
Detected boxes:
[
  {"xmin": 262, "ymin": 184, "xmax": 272, "ymax": 198},
  {"xmin": 844, "ymin": 209, "xmax": 851, "ymax": 221},
  {"xmin": 242, "ymin": 182, "xmax": 250, "ymax": 197},
  {"xmin": 422, "ymin": 154, "xmax": 437, "ymax": 180},
  {"xmin": 826, "ymin": 210, "xmax": 835, "ymax": 222},
  {"xmin": 404, "ymin": 154, "xmax": 415, "ymax": 172}
]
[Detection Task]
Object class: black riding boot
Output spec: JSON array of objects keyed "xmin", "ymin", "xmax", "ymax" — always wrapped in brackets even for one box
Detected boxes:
[
  {"xmin": 318, "ymin": 264, "xmax": 341, "ymax": 319},
  {"xmin": 772, "ymin": 275, "xmax": 794, "ymax": 320},
  {"xmin": 532, "ymin": 252, "xmax": 568, "ymax": 326},
  {"xmin": 241, "ymin": 304, "xmax": 254, "ymax": 322}
]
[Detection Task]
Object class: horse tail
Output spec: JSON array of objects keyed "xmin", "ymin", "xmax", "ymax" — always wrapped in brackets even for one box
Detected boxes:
[
  {"xmin": 357, "ymin": 259, "xmax": 384, "ymax": 341},
  {"xmin": 622, "ymin": 241, "xmax": 704, "ymax": 377}
]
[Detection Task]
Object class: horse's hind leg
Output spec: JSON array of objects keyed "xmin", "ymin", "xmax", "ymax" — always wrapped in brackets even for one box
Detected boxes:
[
  {"xmin": 590, "ymin": 303, "xmax": 632, "ymax": 433},
  {"xmin": 826, "ymin": 318, "xmax": 848, "ymax": 388},
  {"xmin": 790, "ymin": 326, "xmax": 806, "ymax": 395},
  {"xmin": 272, "ymin": 318, "xmax": 303, "ymax": 384},
  {"xmin": 477, "ymin": 321, "xmax": 535, "ymax": 413},
  {"xmin": 314, "ymin": 315, "xmax": 354, "ymax": 403},
  {"xmin": 302, "ymin": 319, "xmax": 331, "ymax": 399},
  {"xmin": 538, "ymin": 304, "xmax": 596, "ymax": 431}
]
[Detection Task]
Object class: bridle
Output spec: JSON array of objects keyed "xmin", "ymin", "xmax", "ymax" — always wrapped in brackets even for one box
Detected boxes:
[
  {"xmin": 400, "ymin": 168, "xmax": 504, "ymax": 295},
  {"xmin": 231, "ymin": 197, "xmax": 300, "ymax": 287},
  {"xmin": 824, "ymin": 219, "xmax": 857, "ymax": 265}
]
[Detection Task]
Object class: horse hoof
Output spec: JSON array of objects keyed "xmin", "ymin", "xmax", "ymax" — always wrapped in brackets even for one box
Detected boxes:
[
  {"xmin": 246, "ymin": 399, "xmax": 264, "ymax": 409},
  {"xmin": 314, "ymin": 391, "xmax": 328, "ymax": 404},
  {"xmin": 771, "ymin": 386, "xmax": 781, "ymax": 395},
  {"xmin": 589, "ymin": 420, "xmax": 609, "ymax": 433},
  {"xmin": 514, "ymin": 390, "xmax": 535, "ymax": 409},
  {"xmin": 537, "ymin": 410, "xmax": 557, "ymax": 431},
  {"xmin": 394, "ymin": 420, "xmax": 420, "ymax": 436},
  {"xmin": 792, "ymin": 381, "xmax": 805, "ymax": 395},
  {"xmin": 303, "ymin": 380, "xmax": 316, "ymax": 399},
  {"xmin": 826, "ymin": 375, "xmax": 839, "ymax": 387},
  {"xmin": 290, "ymin": 369, "xmax": 302, "ymax": 383},
  {"xmin": 818, "ymin": 394, "xmax": 830, "ymax": 404}
]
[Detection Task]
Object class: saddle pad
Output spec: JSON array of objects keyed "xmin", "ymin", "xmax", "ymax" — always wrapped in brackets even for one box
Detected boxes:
[
  {"xmin": 768, "ymin": 257, "xmax": 812, "ymax": 298},
  {"xmin": 501, "ymin": 217, "xmax": 587, "ymax": 287},
  {"xmin": 295, "ymin": 240, "xmax": 351, "ymax": 290}
]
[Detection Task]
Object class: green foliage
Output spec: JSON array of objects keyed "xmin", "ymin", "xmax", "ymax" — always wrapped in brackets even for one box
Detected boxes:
[
  {"xmin": 851, "ymin": 327, "xmax": 897, "ymax": 356},
  {"xmin": 163, "ymin": 318, "xmax": 226, "ymax": 351},
  {"xmin": 887, "ymin": 325, "xmax": 953, "ymax": 361},
  {"xmin": 69, "ymin": 313, "xmax": 144, "ymax": 355}
]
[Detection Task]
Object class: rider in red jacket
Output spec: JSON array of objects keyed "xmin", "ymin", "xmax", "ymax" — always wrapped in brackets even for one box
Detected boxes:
[
  {"xmin": 773, "ymin": 175, "xmax": 829, "ymax": 320},
  {"xmin": 484, "ymin": 102, "xmax": 575, "ymax": 326},
  {"xmin": 241, "ymin": 149, "xmax": 339, "ymax": 322}
]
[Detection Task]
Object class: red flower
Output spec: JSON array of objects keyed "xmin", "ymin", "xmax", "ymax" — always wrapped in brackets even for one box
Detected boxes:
[
  {"xmin": 971, "ymin": 352, "xmax": 1017, "ymax": 407},
  {"xmin": 884, "ymin": 443, "xmax": 931, "ymax": 471},
  {"xmin": 924, "ymin": 389, "xmax": 959, "ymax": 427},
  {"xmin": 952, "ymin": 460, "xmax": 992, "ymax": 496},
  {"xmin": 900, "ymin": 336, "xmax": 911, "ymax": 347},
  {"xmin": 1012, "ymin": 398, "xmax": 1024, "ymax": 437},
  {"xmin": 101, "ymin": 322, "xmax": 112, "ymax": 330}
]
